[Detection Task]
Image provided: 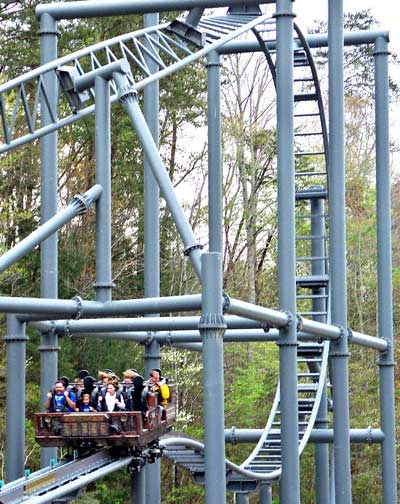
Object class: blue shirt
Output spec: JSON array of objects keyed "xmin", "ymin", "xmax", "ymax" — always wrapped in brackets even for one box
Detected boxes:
[{"xmin": 67, "ymin": 390, "xmax": 77, "ymax": 412}]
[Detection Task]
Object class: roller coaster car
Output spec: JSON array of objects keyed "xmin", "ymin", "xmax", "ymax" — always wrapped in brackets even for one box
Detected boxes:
[{"xmin": 34, "ymin": 386, "xmax": 176, "ymax": 449}]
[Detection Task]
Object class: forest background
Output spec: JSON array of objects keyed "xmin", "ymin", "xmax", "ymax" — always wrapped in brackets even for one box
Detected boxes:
[{"xmin": 0, "ymin": 2, "xmax": 399, "ymax": 503}]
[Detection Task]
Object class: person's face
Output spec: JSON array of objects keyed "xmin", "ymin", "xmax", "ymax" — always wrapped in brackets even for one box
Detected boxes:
[
  {"xmin": 107, "ymin": 384, "xmax": 116, "ymax": 395},
  {"xmin": 82, "ymin": 394, "xmax": 90, "ymax": 405},
  {"xmin": 150, "ymin": 371, "xmax": 160, "ymax": 382},
  {"xmin": 55, "ymin": 382, "xmax": 65, "ymax": 394},
  {"xmin": 124, "ymin": 377, "xmax": 133, "ymax": 385},
  {"xmin": 103, "ymin": 376, "xmax": 109, "ymax": 385}
]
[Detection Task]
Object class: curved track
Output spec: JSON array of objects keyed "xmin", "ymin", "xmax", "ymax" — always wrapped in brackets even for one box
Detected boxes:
[
  {"xmin": 0, "ymin": 8, "xmax": 331, "ymax": 496},
  {"xmin": 162, "ymin": 13, "xmax": 331, "ymax": 485}
]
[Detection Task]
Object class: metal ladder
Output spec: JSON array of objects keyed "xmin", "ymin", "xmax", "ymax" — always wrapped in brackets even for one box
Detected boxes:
[{"xmin": 163, "ymin": 14, "xmax": 331, "ymax": 487}]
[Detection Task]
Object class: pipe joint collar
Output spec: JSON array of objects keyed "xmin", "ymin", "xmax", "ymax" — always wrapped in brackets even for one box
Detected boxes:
[
  {"xmin": 183, "ymin": 243, "xmax": 203, "ymax": 257},
  {"xmin": 366, "ymin": 425, "xmax": 373, "ymax": 445},
  {"xmin": 222, "ymin": 292, "xmax": 230, "ymax": 313},
  {"xmin": 229, "ymin": 426, "xmax": 237, "ymax": 445},
  {"xmin": 198, "ymin": 313, "xmax": 227, "ymax": 331},
  {"xmin": 332, "ymin": 323, "xmax": 346, "ymax": 342},
  {"xmin": 71, "ymin": 194, "xmax": 91, "ymax": 215},
  {"xmin": 273, "ymin": 11, "xmax": 296, "ymax": 19},
  {"xmin": 281, "ymin": 309, "xmax": 294, "ymax": 328},
  {"xmin": 347, "ymin": 327, "xmax": 353, "ymax": 345},
  {"xmin": 73, "ymin": 296, "xmax": 83, "ymax": 320},
  {"xmin": 117, "ymin": 80, "xmax": 137, "ymax": 104},
  {"xmin": 296, "ymin": 314, "xmax": 303, "ymax": 332}
]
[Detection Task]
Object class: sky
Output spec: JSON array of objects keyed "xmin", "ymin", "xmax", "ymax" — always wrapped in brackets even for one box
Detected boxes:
[
  {"xmin": 295, "ymin": 0, "xmax": 400, "ymax": 55},
  {"xmin": 294, "ymin": 1, "xmax": 400, "ymax": 173}
]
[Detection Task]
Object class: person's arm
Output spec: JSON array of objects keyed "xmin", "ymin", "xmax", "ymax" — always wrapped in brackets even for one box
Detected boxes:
[
  {"xmin": 64, "ymin": 390, "xmax": 76, "ymax": 410},
  {"xmin": 116, "ymin": 394, "xmax": 125, "ymax": 410},
  {"xmin": 44, "ymin": 391, "xmax": 52, "ymax": 411}
]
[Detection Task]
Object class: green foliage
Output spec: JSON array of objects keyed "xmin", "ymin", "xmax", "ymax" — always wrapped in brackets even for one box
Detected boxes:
[{"xmin": 0, "ymin": 5, "xmax": 398, "ymax": 503}]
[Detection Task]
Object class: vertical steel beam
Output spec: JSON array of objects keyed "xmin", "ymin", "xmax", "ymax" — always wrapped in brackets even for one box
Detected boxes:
[
  {"xmin": 94, "ymin": 76, "xmax": 113, "ymax": 303},
  {"xmin": 311, "ymin": 196, "xmax": 330, "ymax": 502},
  {"xmin": 5, "ymin": 315, "xmax": 27, "ymax": 482},
  {"xmin": 374, "ymin": 35, "xmax": 398, "ymax": 504},
  {"xmin": 207, "ymin": 50, "xmax": 222, "ymax": 253},
  {"xmin": 259, "ymin": 484, "xmax": 272, "ymax": 504},
  {"xmin": 276, "ymin": 1, "xmax": 300, "ymax": 502},
  {"xmin": 236, "ymin": 493, "xmax": 250, "ymax": 504},
  {"xmin": 39, "ymin": 12, "xmax": 59, "ymax": 467},
  {"xmin": 142, "ymin": 12, "xmax": 161, "ymax": 503},
  {"xmin": 328, "ymin": 1, "xmax": 352, "ymax": 502},
  {"xmin": 199, "ymin": 253, "xmax": 226, "ymax": 503},
  {"xmin": 130, "ymin": 469, "xmax": 146, "ymax": 504}
]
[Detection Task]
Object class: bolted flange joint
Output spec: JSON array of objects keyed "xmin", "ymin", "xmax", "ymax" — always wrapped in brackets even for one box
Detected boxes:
[
  {"xmin": 366, "ymin": 425, "xmax": 373, "ymax": 446},
  {"xmin": 332, "ymin": 323, "xmax": 346, "ymax": 342},
  {"xmin": 347, "ymin": 327, "xmax": 353, "ymax": 345},
  {"xmin": 296, "ymin": 314, "xmax": 303, "ymax": 332},
  {"xmin": 378, "ymin": 338, "xmax": 395, "ymax": 366},
  {"xmin": 273, "ymin": 11, "xmax": 297, "ymax": 20},
  {"xmin": 183, "ymin": 243, "xmax": 203, "ymax": 257},
  {"xmin": 229, "ymin": 426, "xmax": 237, "ymax": 445},
  {"xmin": 64, "ymin": 320, "xmax": 72, "ymax": 338},
  {"xmin": 72, "ymin": 296, "xmax": 83, "ymax": 320},
  {"xmin": 222, "ymin": 292, "xmax": 230, "ymax": 313},
  {"xmin": 280, "ymin": 309, "xmax": 294, "ymax": 328}
]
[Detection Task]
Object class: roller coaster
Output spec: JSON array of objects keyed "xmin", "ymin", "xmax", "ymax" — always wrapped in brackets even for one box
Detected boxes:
[{"xmin": 0, "ymin": 1, "xmax": 397, "ymax": 503}]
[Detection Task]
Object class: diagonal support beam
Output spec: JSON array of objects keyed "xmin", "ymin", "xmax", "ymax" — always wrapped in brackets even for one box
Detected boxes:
[{"xmin": 113, "ymin": 71, "xmax": 203, "ymax": 279}]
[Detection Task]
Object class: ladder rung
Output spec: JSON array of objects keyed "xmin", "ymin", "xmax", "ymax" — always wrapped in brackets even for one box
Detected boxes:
[
  {"xmin": 294, "ymin": 93, "xmax": 318, "ymax": 102},
  {"xmin": 295, "ymin": 151, "xmax": 326, "ymax": 157},
  {"xmin": 296, "ymin": 294, "xmax": 328, "ymax": 299},
  {"xmin": 295, "ymin": 213, "xmax": 327, "ymax": 219},
  {"xmin": 297, "ymin": 358, "xmax": 322, "ymax": 363},
  {"xmin": 298, "ymin": 311, "xmax": 328, "ymax": 316},
  {"xmin": 295, "ymin": 171, "xmax": 327, "ymax": 177},
  {"xmin": 294, "ymin": 131, "xmax": 323, "ymax": 137},
  {"xmin": 294, "ymin": 112, "xmax": 319, "ymax": 117},
  {"xmin": 295, "ymin": 235, "xmax": 328, "ymax": 241},
  {"xmin": 296, "ymin": 256, "xmax": 328, "ymax": 261}
]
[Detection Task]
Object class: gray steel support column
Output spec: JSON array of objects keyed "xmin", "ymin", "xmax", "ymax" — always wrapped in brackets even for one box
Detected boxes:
[
  {"xmin": 374, "ymin": 35, "xmax": 398, "ymax": 504},
  {"xmin": 39, "ymin": 12, "xmax": 59, "ymax": 467},
  {"xmin": 311, "ymin": 196, "xmax": 330, "ymax": 503},
  {"xmin": 143, "ymin": 339, "xmax": 161, "ymax": 504},
  {"xmin": 130, "ymin": 469, "xmax": 146, "ymax": 504},
  {"xmin": 199, "ymin": 253, "xmax": 226, "ymax": 503},
  {"xmin": 5, "ymin": 315, "xmax": 27, "ymax": 482},
  {"xmin": 236, "ymin": 493, "xmax": 249, "ymax": 504},
  {"xmin": 94, "ymin": 76, "xmax": 113, "ymax": 302},
  {"xmin": 142, "ymin": 12, "xmax": 160, "ymax": 504},
  {"xmin": 328, "ymin": 1, "xmax": 352, "ymax": 502},
  {"xmin": 207, "ymin": 50, "xmax": 222, "ymax": 253},
  {"xmin": 276, "ymin": 1, "xmax": 300, "ymax": 503},
  {"xmin": 259, "ymin": 484, "xmax": 272, "ymax": 504},
  {"xmin": 114, "ymin": 73, "xmax": 202, "ymax": 279}
]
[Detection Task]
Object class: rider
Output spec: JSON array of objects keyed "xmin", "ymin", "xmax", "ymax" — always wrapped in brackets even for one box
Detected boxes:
[{"xmin": 44, "ymin": 380, "xmax": 76, "ymax": 413}]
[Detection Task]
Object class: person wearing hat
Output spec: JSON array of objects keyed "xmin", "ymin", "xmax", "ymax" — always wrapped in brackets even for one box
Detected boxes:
[
  {"xmin": 122, "ymin": 369, "xmax": 144, "ymax": 411},
  {"xmin": 44, "ymin": 380, "xmax": 76, "ymax": 413},
  {"xmin": 142, "ymin": 369, "xmax": 170, "ymax": 422}
]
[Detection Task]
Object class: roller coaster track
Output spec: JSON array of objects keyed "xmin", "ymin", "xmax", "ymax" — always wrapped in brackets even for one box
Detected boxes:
[
  {"xmin": 0, "ymin": 7, "xmax": 331, "ymax": 496},
  {"xmin": 0, "ymin": 11, "xmax": 273, "ymax": 154},
  {"xmin": 0, "ymin": 449, "xmax": 135, "ymax": 504}
]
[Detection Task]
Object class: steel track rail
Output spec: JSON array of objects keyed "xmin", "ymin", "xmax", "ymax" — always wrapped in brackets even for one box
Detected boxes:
[{"xmin": 0, "ymin": 13, "xmax": 272, "ymax": 154}]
